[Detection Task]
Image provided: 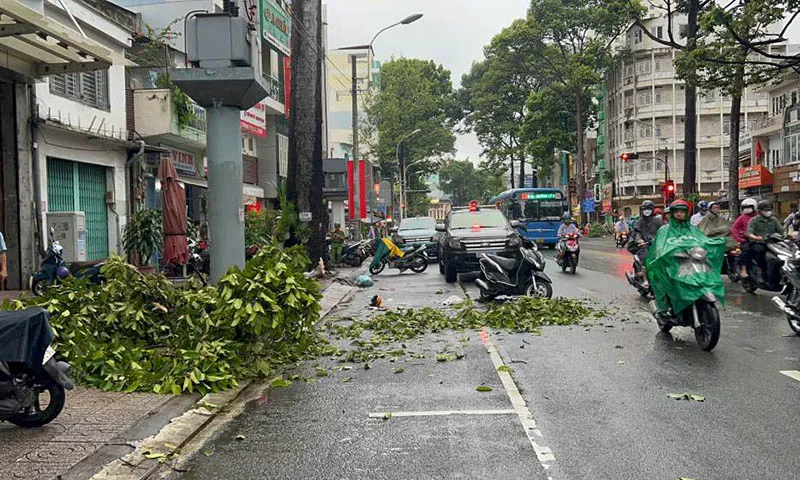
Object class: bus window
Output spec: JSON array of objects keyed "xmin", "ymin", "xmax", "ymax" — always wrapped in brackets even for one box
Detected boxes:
[{"xmin": 521, "ymin": 200, "xmax": 565, "ymax": 222}]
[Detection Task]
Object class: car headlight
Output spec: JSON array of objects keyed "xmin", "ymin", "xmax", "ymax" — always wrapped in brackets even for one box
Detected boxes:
[
  {"xmin": 449, "ymin": 237, "xmax": 462, "ymax": 249},
  {"xmin": 507, "ymin": 235, "xmax": 520, "ymax": 248}
]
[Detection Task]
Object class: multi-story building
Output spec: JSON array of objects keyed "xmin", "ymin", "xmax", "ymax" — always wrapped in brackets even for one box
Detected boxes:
[
  {"xmin": 605, "ymin": 4, "xmax": 783, "ymax": 209},
  {"xmin": 116, "ymin": 0, "xmax": 291, "ymax": 209},
  {"xmin": 0, "ymin": 0, "xmax": 134, "ymax": 288}
]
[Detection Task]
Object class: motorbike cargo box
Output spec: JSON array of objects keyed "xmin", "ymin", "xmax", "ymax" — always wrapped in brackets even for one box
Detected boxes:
[{"xmin": 0, "ymin": 308, "xmax": 54, "ymax": 367}]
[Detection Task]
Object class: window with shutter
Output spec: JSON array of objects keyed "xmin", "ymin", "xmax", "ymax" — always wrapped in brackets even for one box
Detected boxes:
[{"xmin": 49, "ymin": 69, "xmax": 109, "ymax": 110}]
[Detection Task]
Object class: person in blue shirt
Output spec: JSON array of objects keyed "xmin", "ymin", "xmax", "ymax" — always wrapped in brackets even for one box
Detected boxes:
[{"xmin": 556, "ymin": 214, "xmax": 580, "ymax": 260}]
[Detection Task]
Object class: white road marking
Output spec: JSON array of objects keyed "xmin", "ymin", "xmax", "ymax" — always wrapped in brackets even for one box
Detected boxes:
[
  {"xmin": 481, "ymin": 329, "xmax": 556, "ymax": 475},
  {"xmin": 367, "ymin": 409, "xmax": 516, "ymax": 419},
  {"xmin": 780, "ymin": 370, "xmax": 800, "ymax": 382}
]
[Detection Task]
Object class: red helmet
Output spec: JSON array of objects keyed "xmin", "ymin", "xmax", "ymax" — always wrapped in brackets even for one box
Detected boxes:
[
  {"xmin": 670, "ymin": 199, "xmax": 691, "ymax": 211},
  {"xmin": 654, "ymin": 207, "xmax": 663, "ymax": 215}
]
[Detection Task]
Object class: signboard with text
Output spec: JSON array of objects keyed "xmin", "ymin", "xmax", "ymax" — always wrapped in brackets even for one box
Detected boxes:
[
  {"xmin": 170, "ymin": 149, "xmax": 197, "ymax": 177},
  {"xmin": 260, "ymin": 0, "xmax": 291, "ymax": 56},
  {"xmin": 240, "ymin": 101, "xmax": 267, "ymax": 137}
]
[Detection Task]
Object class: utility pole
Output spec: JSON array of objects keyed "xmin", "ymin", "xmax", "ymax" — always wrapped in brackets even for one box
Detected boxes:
[{"xmin": 350, "ymin": 54, "xmax": 362, "ymax": 240}]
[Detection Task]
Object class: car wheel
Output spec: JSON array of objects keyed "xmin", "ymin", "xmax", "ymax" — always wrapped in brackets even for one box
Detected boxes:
[{"xmin": 445, "ymin": 261, "xmax": 457, "ymax": 283}]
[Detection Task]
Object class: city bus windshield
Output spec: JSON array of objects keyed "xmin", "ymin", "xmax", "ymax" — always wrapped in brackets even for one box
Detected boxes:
[{"xmin": 520, "ymin": 200, "xmax": 565, "ymax": 222}]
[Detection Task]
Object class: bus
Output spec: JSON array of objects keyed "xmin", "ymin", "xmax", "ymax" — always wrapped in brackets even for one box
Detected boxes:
[{"xmin": 489, "ymin": 188, "xmax": 569, "ymax": 248}]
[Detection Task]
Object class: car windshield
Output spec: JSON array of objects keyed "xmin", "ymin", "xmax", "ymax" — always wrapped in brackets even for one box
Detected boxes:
[
  {"xmin": 399, "ymin": 217, "xmax": 436, "ymax": 231},
  {"xmin": 450, "ymin": 210, "xmax": 508, "ymax": 229}
]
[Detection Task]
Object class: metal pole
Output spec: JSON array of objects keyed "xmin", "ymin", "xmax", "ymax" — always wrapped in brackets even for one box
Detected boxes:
[
  {"xmin": 206, "ymin": 102, "xmax": 244, "ymax": 283},
  {"xmin": 351, "ymin": 55, "xmax": 362, "ymax": 240},
  {"xmin": 396, "ymin": 141, "xmax": 404, "ymax": 221}
]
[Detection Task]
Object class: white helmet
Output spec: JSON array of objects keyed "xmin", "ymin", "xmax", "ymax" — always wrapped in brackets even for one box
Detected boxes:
[{"xmin": 741, "ymin": 198, "xmax": 758, "ymax": 209}]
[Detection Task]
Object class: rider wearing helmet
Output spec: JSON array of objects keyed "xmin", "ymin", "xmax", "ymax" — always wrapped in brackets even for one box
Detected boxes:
[
  {"xmin": 631, "ymin": 200, "xmax": 662, "ymax": 284},
  {"xmin": 732, "ymin": 198, "xmax": 758, "ymax": 278},
  {"xmin": 747, "ymin": 199, "xmax": 783, "ymax": 277},
  {"xmin": 662, "ymin": 207, "xmax": 671, "ymax": 225},
  {"xmin": 556, "ymin": 213, "xmax": 580, "ymax": 259},
  {"xmin": 697, "ymin": 201, "xmax": 732, "ymax": 240},
  {"xmin": 691, "ymin": 200, "xmax": 709, "ymax": 226}
]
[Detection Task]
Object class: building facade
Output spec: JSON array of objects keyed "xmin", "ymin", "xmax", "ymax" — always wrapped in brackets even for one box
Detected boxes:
[{"xmin": 605, "ymin": 4, "xmax": 785, "ymax": 209}]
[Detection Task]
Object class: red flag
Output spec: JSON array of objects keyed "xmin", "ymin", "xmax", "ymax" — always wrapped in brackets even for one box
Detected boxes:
[{"xmin": 755, "ymin": 140, "xmax": 763, "ymax": 161}]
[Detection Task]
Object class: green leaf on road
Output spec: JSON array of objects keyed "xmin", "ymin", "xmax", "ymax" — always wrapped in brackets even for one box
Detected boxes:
[
  {"xmin": 315, "ymin": 368, "xmax": 328, "ymax": 377},
  {"xmin": 668, "ymin": 393, "xmax": 705, "ymax": 402},
  {"xmin": 340, "ymin": 376, "xmax": 353, "ymax": 383},
  {"xmin": 364, "ymin": 363, "xmax": 371, "ymax": 370},
  {"xmin": 203, "ymin": 449, "xmax": 215, "ymax": 457},
  {"xmin": 394, "ymin": 368, "xmax": 405, "ymax": 374},
  {"xmin": 143, "ymin": 451, "xmax": 167, "ymax": 460},
  {"xmin": 497, "ymin": 365, "xmax": 513, "ymax": 373},
  {"xmin": 271, "ymin": 378, "xmax": 292, "ymax": 388},
  {"xmin": 476, "ymin": 386, "xmax": 493, "ymax": 392},
  {"xmin": 382, "ymin": 412, "xmax": 393, "ymax": 420}
]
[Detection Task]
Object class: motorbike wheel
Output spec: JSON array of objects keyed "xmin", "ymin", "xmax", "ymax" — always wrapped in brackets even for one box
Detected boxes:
[
  {"xmin": 410, "ymin": 256, "xmax": 428, "ymax": 273},
  {"xmin": 8, "ymin": 377, "xmax": 66, "ymax": 428},
  {"xmin": 694, "ymin": 301, "xmax": 721, "ymax": 351},
  {"xmin": 741, "ymin": 277, "xmax": 758, "ymax": 294},
  {"xmin": 526, "ymin": 280, "xmax": 553, "ymax": 299},
  {"xmin": 727, "ymin": 268, "xmax": 741, "ymax": 283},
  {"xmin": 787, "ymin": 313, "xmax": 800, "ymax": 335},
  {"xmin": 570, "ymin": 256, "xmax": 577, "ymax": 274},
  {"xmin": 31, "ymin": 278, "xmax": 50, "ymax": 297},
  {"xmin": 369, "ymin": 261, "xmax": 385, "ymax": 275},
  {"xmin": 656, "ymin": 313, "xmax": 672, "ymax": 333}
]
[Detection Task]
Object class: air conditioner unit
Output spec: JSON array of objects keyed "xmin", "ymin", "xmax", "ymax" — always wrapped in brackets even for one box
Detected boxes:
[{"xmin": 46, "ymin": 211, "xmax": 87, "ymax": 262}]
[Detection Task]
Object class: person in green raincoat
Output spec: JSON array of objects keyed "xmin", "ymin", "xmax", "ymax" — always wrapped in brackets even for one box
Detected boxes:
[{"xmin": 646, "ymin": 199, "xmax": 727, "ymax": 315}]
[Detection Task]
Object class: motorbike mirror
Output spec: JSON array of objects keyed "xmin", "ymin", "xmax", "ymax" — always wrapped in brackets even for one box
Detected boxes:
[
  {"xmin": 49, "ymin": 226, "xmax": 55, "ymax": 239},
  {"xmin": 435, "ymin": 224, "xmax": 446, "ymax": 232}
]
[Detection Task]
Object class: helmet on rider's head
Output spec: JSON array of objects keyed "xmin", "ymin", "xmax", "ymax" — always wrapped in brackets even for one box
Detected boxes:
[
  {"xmin": 669, "ymin": 199, "xmax": 691, "ymax": 212},
  {"xmin": 741, "ymin": 198, "xmax": 758, "ymax": 209},
  {"xmin": 640, "ymin": 200, "xmax": 655, "ymax": 217},
  {"xmin": 654, "ymin": 207, "xmax": 663, "ymax": 215},
  {"xmin": 562, "ymin": 213, "xmax": 572, "ymax": 223},
  {"xmin": 697, "ymin": 200, "xmax": 709, "ymax": 210},
  {"xmin": 757, "ymin": 199, "xmax": 772, "ymax": 211},
  {"xmin": 663, "ymin": 207, "xmax": 671, "ymax": 214}
]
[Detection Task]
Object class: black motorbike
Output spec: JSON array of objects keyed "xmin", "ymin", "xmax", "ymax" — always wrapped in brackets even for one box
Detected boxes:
[
  {"xmin": 616, "ymin": 231, "xmax": 629, "ymax": 249},
  {"xmin": 341, "ymin": 240, "xmax": 369, "ymax": 267},
  {"xmin": 740, "ymin": 234, "xmax": 791, "ymax": 294},
  {"xmin": 625, "ymin": 241, "xmax": 653, "ymax": 298},
  {"xmin": 650, "ymin": 246, "xmax": 721, "ymax": 351},
  {"xmin": 475, "ymin": 239, "xmax": 553, "ymax": 300},
  {"xmin": 555, "ymin": 233, "xmax": 580, "ymax": 274},
  {"xmin": 30, "ymin": 228, "xmax": 105, "ymax": 296},
  {"xmin": 369, "ymin": 244, "xmax": 429, "ymax": 275},
  {"xmin": 1, "ymin": 308, "xmax": 75, "ymax": 428},
  {"xmin": 770, "ymin": 240, "xmax": 800, "ymax": 334}
]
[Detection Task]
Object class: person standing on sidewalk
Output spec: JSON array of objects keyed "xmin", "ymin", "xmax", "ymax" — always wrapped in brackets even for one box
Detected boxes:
[
  {"xmin": 0, "ymin": 231, "xmax": 7, "ymax": 290},
  {"xmin": 330, "ymin": 223, "xmax": 346, "ymax": 267}
]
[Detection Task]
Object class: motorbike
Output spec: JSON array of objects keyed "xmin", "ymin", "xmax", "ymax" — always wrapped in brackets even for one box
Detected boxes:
[
  {"xmin": 369, "ymin": 238, "xmax": 428, "ymax": 275},
  {"xmin": 723, "ymin": 245, "xmax": 742, "ymax": 283},
  {"xmin": 555, "ymin": 233, "xmax": 580, "ymax": 274},
  {"xmin": 475, "ymin": 238, "xmax": 553, "ymax": 300},
  {"xmin": 616, "ymin": 231, "xmax": 629, "ymax": 249},
  {"xmin": 770, "ymin": 238, "xmax": 800, "ymax": 334},
  {"xmin": 625, "ymin": 241, "xmax": 653, "ymax": 298},
  {"xmin": 740, "ymin": 234, "xmax": 791, "ymax": 294},
  {"xmin": 1, "ymin": 308, "xmax": 75, "ymax": 427},
  {"xmin": 341, "ymin": 240, "xmax": 369, "ymax": 267},
  {"xmin": 650, "ymin": 245, "xmax": 722, "ymax": 351},
  {"xmin": 30, "ymin": 228, "xmax": 104, "ymax": 296}
]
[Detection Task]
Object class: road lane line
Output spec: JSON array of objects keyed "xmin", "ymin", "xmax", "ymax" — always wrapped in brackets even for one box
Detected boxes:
[
  {"xmin": 367, "ymin": 409, "xmax": 516, "ymax": 418},
  {"xmin": 480, "ymin": 328, "xmax": 556, "ymax": 475},
  {"xmin": 780, "ymin": 370, "xmax": 800, "ymax": 382}
]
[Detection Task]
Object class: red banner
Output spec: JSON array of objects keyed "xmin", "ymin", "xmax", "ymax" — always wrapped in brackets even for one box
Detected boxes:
[
  {"xmin": 358, "ymin": 159, "xmax": 367, "ymax": 220},
  {"xmin": 283, "ymin": 57, "xmax": 291, "ymax": 119},
  {"xmin": 347, "ymin": 159, "xmax": 355, "ymax": 220}
]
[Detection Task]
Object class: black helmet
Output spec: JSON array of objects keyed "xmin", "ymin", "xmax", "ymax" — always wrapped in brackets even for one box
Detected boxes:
[
  {"xmin": 641, "ymin": 200, "xmax": 655, "ymax": 210},
  {"xmin": 757, "ymin": 200, "xmax": 772, "ymax": 211}
]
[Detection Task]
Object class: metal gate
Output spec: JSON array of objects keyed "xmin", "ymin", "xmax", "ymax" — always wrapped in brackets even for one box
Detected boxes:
[{"xmin": 47, "ymin": 158, "xmax": 109, "ymax": 259}]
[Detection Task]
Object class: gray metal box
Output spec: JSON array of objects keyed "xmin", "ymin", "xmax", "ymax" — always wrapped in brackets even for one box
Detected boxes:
[
  {"xmin": 46, "ymin": 211, "xmax": 87, "ymax": 262},
  {"xmin": 186, "ymin": 14, "xmax": 251, "ymax": 68}
]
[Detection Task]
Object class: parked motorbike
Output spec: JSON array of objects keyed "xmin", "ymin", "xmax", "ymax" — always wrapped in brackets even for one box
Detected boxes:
[
  {"xmin": 30, "ymin": 228, "xmax": 104, "ymax": 296},
  {"xmin": 740, "ymin": 234, "xmax": 791, "ymax": 294},
  {"xmin": 770, "ymin": 239, "xmax": 800, "ymax": 334},
  {"xmin": 616, "ymin": 231, "xmax": 629, "ymax": 249},
  {"xmin": 0, "ymin": 308, "xmax": 75, "ymax": 427},
  {"xmin": 369, "ymin": 238, "xmax": 428, "ymax": 275},
  {"xmin": 650, "ymin": 245, "xmax": 721, "ymax": 351},
  {"xmin": 341, "ymin": 240, "xmax": 369, "ymax": 267},
  {"xmin": 625, "ymin": 241, "xmax": 653, "ymax": 298},
  {"xmin": 556, "ymin": 233, "xmax": 580, "ymax": 274},
  {"xmin": 475, "ymin": 238, "xmax": 553, "ymax": 300}
]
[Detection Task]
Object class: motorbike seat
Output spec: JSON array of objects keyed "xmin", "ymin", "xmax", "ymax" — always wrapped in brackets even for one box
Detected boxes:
[{"xmin": 485, "ymin": 254, "xmax": 518, "ymax": 271}]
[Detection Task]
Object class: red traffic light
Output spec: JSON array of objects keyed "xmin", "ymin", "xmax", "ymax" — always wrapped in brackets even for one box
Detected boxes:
[
  {"xmin": 620, "ymin": 152, "xmax": 640, "ymax": 162},
  {"xmin": 621, "ymin": 152, "xmax": 629, "ymax": 162},
  {"xmin": 666, "ymin": 182, "xmax": 675, "ymax": 193},
  {"xmin": 468, "ymin": 200, "xmax": 479, "ymax": 212}
]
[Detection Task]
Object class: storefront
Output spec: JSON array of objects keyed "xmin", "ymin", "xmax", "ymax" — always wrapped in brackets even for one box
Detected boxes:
[
  {"xmin": 772, "ymin": 164, "xmax": 800, "ymax": 219},
  {"xmin": 738, "ymin": 164, "xmax": 774, "ymax": 205}
]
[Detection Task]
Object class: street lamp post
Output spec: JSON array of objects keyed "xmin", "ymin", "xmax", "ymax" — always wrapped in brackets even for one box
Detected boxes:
[
  {"xmin": 403, "ymin": 157, "xmax": 427, "ymax": 220},
  {"xmin": 349, "ymin": 13, "xmax": 423, "ymax": 239},
  {"xmin": 397, "ymin": 128, "xmax": 422, "ymax": 221}
]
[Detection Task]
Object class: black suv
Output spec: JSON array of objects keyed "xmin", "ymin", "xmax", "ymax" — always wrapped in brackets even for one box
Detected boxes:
[{"xmin": 437, "ymin": 206, "xmax": 522, "ymax": 283}]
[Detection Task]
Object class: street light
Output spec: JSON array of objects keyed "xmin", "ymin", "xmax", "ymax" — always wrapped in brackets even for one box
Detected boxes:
[
  {"xmin": 403, "ymin": 157, "xmax": 427, "ymax": 219},
  {"xmin": 348, "ymin": 13, "xmax": 424, "ymax": 239},
  {"xmin": 397, "ymin": 128, "xmax": 422, "ymax": 221}
]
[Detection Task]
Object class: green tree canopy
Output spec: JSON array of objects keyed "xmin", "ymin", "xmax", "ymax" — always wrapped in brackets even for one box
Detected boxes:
[{"xmin": 438, "ymin": 160, "xmax": 506, "ymax": 206}]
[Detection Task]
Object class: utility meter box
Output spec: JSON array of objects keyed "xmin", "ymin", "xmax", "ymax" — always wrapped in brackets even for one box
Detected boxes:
[
  {"xmin": 46, "ymin": 211, "xmax": 87, "ymax": 262},
  {"xmin": 186, "ymin": 14, "xmax": 251, "ymax": 68}
]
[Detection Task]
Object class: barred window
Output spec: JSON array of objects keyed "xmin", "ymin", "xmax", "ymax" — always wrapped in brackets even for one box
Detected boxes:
[{"xmin": 49, "ymin": 70, "xmax": 109, "ymax": 110}]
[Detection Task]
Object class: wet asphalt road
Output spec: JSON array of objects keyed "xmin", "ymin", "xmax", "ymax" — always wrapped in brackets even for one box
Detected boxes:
[{"xmin": 182, "ymin": 237, "xmax": 800, "ymax": 480}]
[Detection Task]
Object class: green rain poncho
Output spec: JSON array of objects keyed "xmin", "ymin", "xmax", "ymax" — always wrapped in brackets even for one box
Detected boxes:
[{"xmin": 646, "ymin": 216, "xmax": 727, "ymax": 313}]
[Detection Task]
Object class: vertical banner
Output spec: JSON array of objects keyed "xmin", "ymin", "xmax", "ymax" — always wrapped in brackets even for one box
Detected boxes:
[
  {"xmin": 283, "ymin": 57, "xmax": 292, "ymax": 119},
  {"xmin": 358, "ymin": 160, "xmax": 367, "ymax": 220},
  {"xmin": 347, "ymin": 159, "xmax": 355, "ymax": 220}
]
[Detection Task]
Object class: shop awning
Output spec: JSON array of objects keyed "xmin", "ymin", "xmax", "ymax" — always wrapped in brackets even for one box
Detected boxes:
[{"xmin": 0, "ymin": 2, "xmax": 131, "ymax": 77}]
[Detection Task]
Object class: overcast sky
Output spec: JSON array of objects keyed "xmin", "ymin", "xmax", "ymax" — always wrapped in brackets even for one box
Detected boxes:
[{"xmin": 325, "ymin": 0, "xmax": 530, "ymax": 162}]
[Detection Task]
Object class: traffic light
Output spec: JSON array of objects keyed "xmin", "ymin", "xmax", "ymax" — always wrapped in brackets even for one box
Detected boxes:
[
  {"xmin": 620, "ymin": 152, "xmax": 640, "ymax": 162},
  {"xmin": 468, "ymin": 200, "xmax": 479, "ymax": 212},
  {"xmin": 663, "ymin": 180, "xmax": 676, "ymax": 204}
]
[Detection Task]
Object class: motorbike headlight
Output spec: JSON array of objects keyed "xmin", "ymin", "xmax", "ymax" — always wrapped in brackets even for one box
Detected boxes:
[
  {"xmin": 449, "ymin": 237, "xmax": 462, "ymax": 249},
  {"xmin": 689, "ymin": 247, "xmax": 707, "ymax": 262}
]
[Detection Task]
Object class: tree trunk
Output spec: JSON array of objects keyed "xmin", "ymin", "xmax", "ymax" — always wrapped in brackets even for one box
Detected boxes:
[
  {"xmin": 682, "ymin": 0, "xmax": 699, "ymax": 195},
  {"xmin": 518, "ymin": 153, "xmax": 526, "ymax": 188},
  {"xmin": 308, "ymin": 0, "xmax": 326, "ymax": 265},
  {"xmin": 728, "ymin": 65, "xmax": 745, "ymax": 219},
  {"xmin": 287, "ymin": 0, "xmax": 319, "ymax": 253},
  {"xmin": 576, "ymin": 93, "xmax": 585, "ymax": 222},
  {"xmin": 509, "ymin": 156, "xmax": 516, "ymax": 189}
]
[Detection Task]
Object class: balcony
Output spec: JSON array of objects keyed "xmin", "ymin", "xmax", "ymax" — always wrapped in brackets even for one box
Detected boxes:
[
  {"xmin": 133, "ymin": 88, "xmax": 206, "ymax": 151},
  {"xmin": 752, "ymin": 115, "xmax": 782, "ymax": 137}
]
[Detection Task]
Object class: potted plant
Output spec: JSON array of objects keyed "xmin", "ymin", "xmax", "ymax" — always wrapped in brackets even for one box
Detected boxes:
[{"xmin": 123, "ymin": 209, "xmax": 163, "ymax": 273}]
